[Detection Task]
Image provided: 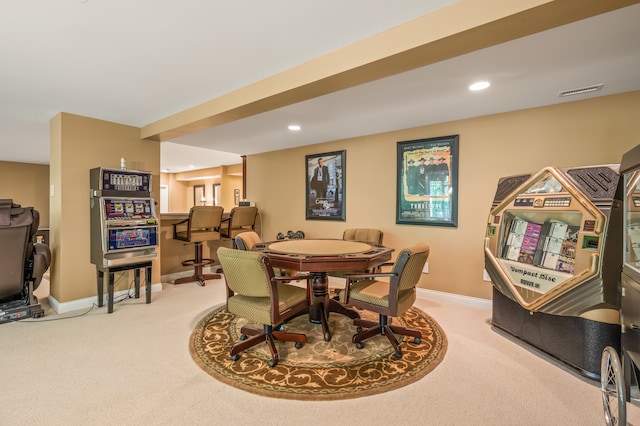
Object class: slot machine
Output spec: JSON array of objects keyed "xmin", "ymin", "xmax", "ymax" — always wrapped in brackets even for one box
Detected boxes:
[
  {"xmin": 90, "ymin": 167, "xmax": 158, "ymax": 312},
  {"xmin": 484, "ymin": 165, "xmax": 623, "ymax": 379}
]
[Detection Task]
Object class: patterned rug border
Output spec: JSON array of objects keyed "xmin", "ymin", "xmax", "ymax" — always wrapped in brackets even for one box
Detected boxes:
[{"xmin": 189, "ymin": 304, "xmax": 447, "ymax": 401}]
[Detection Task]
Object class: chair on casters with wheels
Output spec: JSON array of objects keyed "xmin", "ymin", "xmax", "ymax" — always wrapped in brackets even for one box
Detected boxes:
[
  {"xmin": 233, "ymin": 230, "xmax": 262, "ymax": 251},
  {"xmin": 330, "ymin": 228, "xmax": 384, "ymax": 279},
  {"xmin": 172, "ymin": 206, "xmax": 224, "ymax": 286},
  {"xmin": 339, "ymin": 242, "xmax": 429, "ymax": 358},
  {"xmin": 342, "ymin": 228, "xmax": 384, "ymax": 245},
  {"xmin": 217, "ymin": 246, "xmax": 311, "ymax": 367}
]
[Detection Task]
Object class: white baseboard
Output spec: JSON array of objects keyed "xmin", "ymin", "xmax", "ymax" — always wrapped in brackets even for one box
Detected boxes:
[
  {"xmin": 48, "ymin": 282, "xmax": 163, "ymax": 314},
  {"xmin": 417, "ymin": 287, "xmax": 491, "ymax": 310},
  {"xmin": 47, "ymin": 273, "xmax": 490, "ymax": 314},
  {"xmin": 329, "ymin": 275, "xmax": 491, "ymax": 310}
]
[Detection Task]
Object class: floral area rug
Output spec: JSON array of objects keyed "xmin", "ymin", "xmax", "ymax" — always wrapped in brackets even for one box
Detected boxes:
[{"xmin": 189, "ymin": 304, "xmax": 447, "ymax": 400}]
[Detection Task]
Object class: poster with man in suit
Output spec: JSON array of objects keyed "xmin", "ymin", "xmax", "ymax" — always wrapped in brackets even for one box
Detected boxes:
[{"xmin": 306, "ymin": 151, "xmax": 346, "ymax": 220}]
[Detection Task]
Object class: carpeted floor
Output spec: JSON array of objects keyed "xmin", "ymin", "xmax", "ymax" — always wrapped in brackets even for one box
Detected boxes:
[
  {"xmin": 190, "ymin": 304, "xmax": 447, "ymax": 400},
  {"xmin": 4, "ymin": 276, "xmax": 639, "ymax": 425}
]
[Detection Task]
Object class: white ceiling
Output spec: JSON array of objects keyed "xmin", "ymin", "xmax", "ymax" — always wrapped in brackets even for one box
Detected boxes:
[{"xmin": 1, "ymin": 1, "xmax": 639, "ymax": 173}]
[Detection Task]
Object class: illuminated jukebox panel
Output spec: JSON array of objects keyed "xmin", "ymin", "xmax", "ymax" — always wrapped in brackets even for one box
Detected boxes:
[{"xmin": 484, "ymin": 165, "xmax": 623, "ymax": 379}]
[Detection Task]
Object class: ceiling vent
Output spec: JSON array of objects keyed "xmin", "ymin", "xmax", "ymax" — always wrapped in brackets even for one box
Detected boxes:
[{"xmin": 558, "ymin": 83, "xmax": 604, "ymax": 97}]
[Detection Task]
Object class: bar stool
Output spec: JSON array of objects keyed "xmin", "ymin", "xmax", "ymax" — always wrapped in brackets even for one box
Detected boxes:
[
  {"xmin": 172, "ymin": 206, "xmax": 224, "ymax": 286},
  {"xmin": 220, "ymin": 206, "xmax": 258, "ymax": 248}
]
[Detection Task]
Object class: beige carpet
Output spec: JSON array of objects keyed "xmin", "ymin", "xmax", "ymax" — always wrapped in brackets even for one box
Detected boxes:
[
  {"xmin": 2, "ymin": 275, "xmax": 640, "ymax": 425},
  {"xmin": 190, "ymin": 305, "xmax": 447, "ymax": 400}
]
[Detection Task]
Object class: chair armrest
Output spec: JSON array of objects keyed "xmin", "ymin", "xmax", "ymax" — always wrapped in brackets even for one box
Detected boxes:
[
  {"xmin": 172, "ymin": 218, "xmax": 190, "ymax": 239},
  {"xmin": 32, "ymin": 243, "xmax": 51, "ymax": 290},
  {"xmin": 219, "ymin": 217, "xmax": 231, "ymax": 236},
  {"xmin": 271, "ymin": 274, "xmax": 312, "ymax": 301},
  {"xmin": 343, "ymin": 272, "xmax": 398, "ymax": 305}
]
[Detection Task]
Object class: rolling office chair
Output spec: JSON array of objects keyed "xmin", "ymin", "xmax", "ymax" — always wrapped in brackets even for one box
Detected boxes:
[
  {"xmin": 233, "ymin": 230, "xmax": 263, "ymax": 251},
  {"xmin": 0, "ymin": 199, "xmax": 51, "ymax": 322},
  {"xmin": 172, "ymin": 206, "xmax": 224, "ymax": 286},
  {"xmin": 340, "ymin": 242, "xmax": 429, "ymax": 359},
  {"xmin": 342, "ymin": 228, "xmax": 384, "ymax": 245},
  {"xmin": 217, "ymin": 246, "xmax": 310, "ymax": 367},
  {"xmin": 220, "ymin": 206, "xmax": 258, "ymax": 248},
  {"xmin": 330, "ymin": 228, "xmax": 384, "ymax": 278},
  {"xmin": 234, "ymin": 231, "xmax": 294, "ymax": 280}
]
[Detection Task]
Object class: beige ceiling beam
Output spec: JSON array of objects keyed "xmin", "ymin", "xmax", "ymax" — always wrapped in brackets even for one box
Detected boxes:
[{"xmin": 141, "ymin": 0, "xmax": 640, "ymax": 142}]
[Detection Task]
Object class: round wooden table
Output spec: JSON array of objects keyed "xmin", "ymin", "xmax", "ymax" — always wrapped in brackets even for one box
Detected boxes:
[{"xmin": 256, "ymin": 239, "xmax": 393, "ymax": 341}]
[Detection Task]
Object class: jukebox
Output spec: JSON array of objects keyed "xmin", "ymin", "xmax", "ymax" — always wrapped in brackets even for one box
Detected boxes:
[
  {"xmin": 90, "ymin": 167, "xmax": 158, "ymax": 313},
  {"xmin": 484, "ymin": 165, "xmax": 623, "ymax": 379}
]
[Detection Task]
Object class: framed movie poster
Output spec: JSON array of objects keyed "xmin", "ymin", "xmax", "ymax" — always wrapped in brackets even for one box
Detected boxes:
[
  {"xmin": 306, "ymin": 150, "xmax": 346, "ymax": 221},
  {"xmin": 396, "ymin": 135, "xmax": 459, "ymax": 227}
]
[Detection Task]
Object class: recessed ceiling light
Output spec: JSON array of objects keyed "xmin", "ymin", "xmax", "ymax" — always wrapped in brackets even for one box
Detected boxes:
[
  {"xmin": 469, "ymin": 81, "xmax": 491, "ymax": 91},
  {"xmin": 288, "ymin": 124, "xmax": 301, "ymax": 131},
  {"xmin": 189, "ymin": 165, "xmax": 195, "ymax": 168}
]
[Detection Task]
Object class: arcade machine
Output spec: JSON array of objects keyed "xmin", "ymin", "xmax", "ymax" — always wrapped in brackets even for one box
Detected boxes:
[
  {"xmin": 599, "ymin": 146, "xmax": 640, "ymax": 425},
  {"xmin": 620, "ymin": 145, "xmax": 640, "ymax": 377},
  {"xmin": 90, "ymin": 166, "xmax": 158, "ymax": 313},
  {"xmin": 484, "ymin": 165, "xmax": 623, "ymax": 379}
]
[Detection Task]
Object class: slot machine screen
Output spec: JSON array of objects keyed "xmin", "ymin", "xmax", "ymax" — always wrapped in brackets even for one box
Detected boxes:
[{"xmin": 108, "ymin": 227, "xmax": 158, "ymax": 251}]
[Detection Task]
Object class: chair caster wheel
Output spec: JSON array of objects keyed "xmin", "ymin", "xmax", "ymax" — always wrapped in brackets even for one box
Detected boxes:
[
  {"xmin": 239, "ymin": 334, "xmax": 248, "ymax": 341},
  {"xmin": 268, "ymin": 359, "xmax": 276, "ymax": 367},
  {"xmin": 276, "ymin": 324, "xmax": 285, "ymax": 332},
  {"xmin": 230, "ymin": 354, "xmax": 240, "ymax": 361},
  {"xmin": 356, "ymin": 326, "xmax": 362, "ymax": 333},
  {"xmin": 355, "ymin": 342, "xmax": 364, "ymax": 349},
  {"xmin": 295, "ymin": 342, "xmax": 303, "ymax": 349},
  {"xmin": 394, "ymin": 352, "xmax": 403, "ymax": 359},
  {"xmin": 413, "ymin": 337, "xmax": 421, "ymax": 344}
]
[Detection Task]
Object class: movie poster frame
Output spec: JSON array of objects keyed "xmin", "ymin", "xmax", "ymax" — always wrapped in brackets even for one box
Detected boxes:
[
  {"xmin": 396, "ymin": 135, "xmax": 459, "ymax": 227},
  {"xmin": 305, "ymin": 150, "xmax": 346, "ymax": 221}
]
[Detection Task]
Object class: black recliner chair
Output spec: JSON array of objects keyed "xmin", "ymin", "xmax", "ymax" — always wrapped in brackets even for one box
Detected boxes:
[{"xmin": 0, "ymin": 199, "xmax": 51, "ymax": 322}]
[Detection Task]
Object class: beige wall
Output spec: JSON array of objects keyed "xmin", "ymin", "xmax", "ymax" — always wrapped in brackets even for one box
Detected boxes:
[
  {"xmin": 163, "ymin": 173, "xmax": 189, "ymax": 213},
  {"xmin": 221, "ymin": 171, "xmax": 242, "ymax": 209},
  {"xmin": 160, "ymin": 165, "xmax": 242, "ymax": 213},
  {"xmin": 17, "ymin": 91, "xmax": 638, "ymax": 305},
  {"xmin": 49, "ymin": 113, "xmax": 160, "ymax": 304},
  {"xmin": 0, "ymin": 161, "xmax": 50, "ymax": 227},
  {"xmin": 247, "ymin": 91, "xmax": 640, "ymax": 300}
]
